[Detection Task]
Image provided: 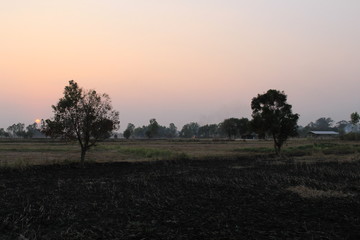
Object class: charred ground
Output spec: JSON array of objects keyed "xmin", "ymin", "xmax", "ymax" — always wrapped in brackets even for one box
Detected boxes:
[{"xmin": 1, "ymin": 155, "xmax": 360, "ymax": 239}]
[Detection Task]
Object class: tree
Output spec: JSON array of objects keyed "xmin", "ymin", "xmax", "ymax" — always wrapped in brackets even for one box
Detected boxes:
[
  {"xmin": 25, "ymin": 123, "xmax": 39, "ymax": 138},
  {"xmin": 311, "ymin": 117, "xmax": 334, "ymax": 131},
  {"xmin": 145, "ymin": 118, "xmax": 159, "ymax": 138},
  {"xmin": 0, "ymin": 128, "xmax": 10, "ymax": 138},
  {"xmin": 349, "ymin": 112, "xmax": 360, "ymax": 139},
  {"xmin": 335, "ymin": 120, "xmax": 349, "ymax": 135},
  {"xmin": 350, "ymin": 112, "xmax": 360, "ymax": 132},
  {"xmin": 6, "ymin": 125, "xmax": 15, "ymax": 138},
  {"xmin": 133, "ymin": 126, "xmax": 147, "ymax": 138},
  {"xmin": 220, "ymin": 118, "xmax": 240, "ymax": 139},
  {"xmin": 198, "ymin": 124, "xmax": 219, "ymax": 138},
  {"xmin": 351, "ymin": 112, "xmax": 360, "ymax": 125},
  {"xmin": 219, "ymin": 118, "xmax": 250, "ymax": 139},
  {"xmin": 123, "ymin": 123, "xmax": 135, "ymax": 139},
  {"xmin": 251, "ymin": 89, "xmax": 299, "ymax": 155},
  {"xmin": 7, "ymin": 123, "xmax": 26, "ymax": 138},
  {"xmin": 42, "ymin": 80, "xmax": 120, "ymax": 165},
  {"xmin": 167, "ymin": 123, "xmax": 178, "ymax": 138},
  {"xmin": 139, "ymin": 122, "xmax": 178, "ymax": 139},
  {"xmin": 123, "ymin": 129, "xmax": 131, "ymax": 139},
  {"xmin": 180, "ymin": 122, "xmax": 199, "ymax": 138},
  {"xmin": 237, "ymin": 118, "xmax": 250, "ymax": 138}
]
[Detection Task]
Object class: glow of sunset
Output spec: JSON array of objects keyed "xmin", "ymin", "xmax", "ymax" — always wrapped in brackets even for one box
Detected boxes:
[{"xmin": 1, "ymin": 1, "xmax": 360, "ymax": 130}]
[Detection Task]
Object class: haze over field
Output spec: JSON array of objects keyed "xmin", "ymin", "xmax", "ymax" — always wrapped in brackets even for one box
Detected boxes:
[{"xmin": 1, "ymin": 0, "xmax": 360, "ymax": 130}]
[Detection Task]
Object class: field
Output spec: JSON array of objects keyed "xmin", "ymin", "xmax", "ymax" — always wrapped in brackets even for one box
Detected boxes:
[{"xmin": 1, "ymin": 139, "xmax": 360, "ymax": 239}]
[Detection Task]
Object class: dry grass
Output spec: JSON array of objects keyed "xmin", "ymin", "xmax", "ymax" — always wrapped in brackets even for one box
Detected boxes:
[
  {"xmin": 231, "ymin": 165, "xmax": 254, "ymax": 169},
  {"xmin": 287, "ymin": 185, "xmax": 354, "ymax": 199},
  {"xmin": 1, "ymin": 138, "xmax": 360, "ymax": 168},
  {"xmin": 0, "ymin": 139, "xmax": 273, "ymax": 166}
]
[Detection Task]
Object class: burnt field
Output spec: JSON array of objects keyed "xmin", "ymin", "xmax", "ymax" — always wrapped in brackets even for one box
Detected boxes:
[{"xmin": 1, "ymin": 150, "xmax": 360, "ymax": 239}]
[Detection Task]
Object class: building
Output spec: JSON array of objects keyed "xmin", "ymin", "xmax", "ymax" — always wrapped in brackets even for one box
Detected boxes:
[{"xmin": 308, "ymin": 131, "xmax": 339, "ymax": 138}]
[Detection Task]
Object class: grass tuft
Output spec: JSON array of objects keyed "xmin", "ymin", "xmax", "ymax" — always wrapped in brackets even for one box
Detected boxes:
[{"xmin": 287, "ymin": 185, "xmax": 353, "ymax": 198}]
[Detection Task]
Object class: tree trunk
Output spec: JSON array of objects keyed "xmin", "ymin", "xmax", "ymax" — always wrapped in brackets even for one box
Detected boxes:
[
  {"xmin": 273, "ymin": 134, "xmax": 281, "ymax": 155},
  {"xmin": 274, "ymin": 143, "xmax": 281, "ymax": 155},
  {"xmin": 80, "ymin": 148, "xmax": 86, "ymax": 167}
]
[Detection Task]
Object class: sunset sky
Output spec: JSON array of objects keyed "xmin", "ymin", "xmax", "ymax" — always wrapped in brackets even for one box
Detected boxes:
[{"xmin": 1, "ymin": 0, "xmax": 360, "ymax": 130}]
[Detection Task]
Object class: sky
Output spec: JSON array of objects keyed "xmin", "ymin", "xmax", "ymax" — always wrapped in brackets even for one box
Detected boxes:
[{"xmin": 1, "ymin": 0, "xmax": 360, "ymax": 130}]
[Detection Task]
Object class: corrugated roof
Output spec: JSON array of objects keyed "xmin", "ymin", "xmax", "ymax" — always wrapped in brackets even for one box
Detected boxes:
[{"xmin": 309, "ymin": 131, "xmax": 339, "ymax": 135}]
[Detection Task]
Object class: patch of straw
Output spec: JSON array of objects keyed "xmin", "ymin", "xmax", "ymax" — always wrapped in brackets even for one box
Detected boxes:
[{"xmin": 287, "ymin": 185, "xmax": 353, "ymax": 198}]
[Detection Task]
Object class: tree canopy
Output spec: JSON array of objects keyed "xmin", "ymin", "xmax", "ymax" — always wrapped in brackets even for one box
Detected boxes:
[
  {"xmin": 145, "ymin": 119, "xmax": 160, "ymax": 138},
  {"xmin": 308, "ymin": 117, "xmax": 335, "ymax": 131},
  {"xmin": 220, "ymin": 118, "xmax": 250, "ymax": 139},
  {"xmin": 123, "ymin": 123, "xmax": 135, "ymax": 139},
  {"xmin": 7, "ymin": 123, "xmax": 26, "ymax": 138},
  {"xmin": 351, "ymin": 112, "xmax": 360, "ymax": 125},
  {"xmin": 198, "ymin": 124, "xmax": 218, "ymax": 138},
  {"xmin": 180, "ymin": 122, "xmax": 200, "ymax": 138},
  {"xmin": 42, "ymin": 80, "xmax": 119, "ymax": 165},
  {"xmin": 251, "ymin": 89, "xmax": 299, "ymax": 154}
]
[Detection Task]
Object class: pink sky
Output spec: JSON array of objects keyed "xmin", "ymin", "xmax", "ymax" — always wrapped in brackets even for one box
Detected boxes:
[{"xmin": 1, "ymin": 0, "xmax": 360, "ymax": 130}]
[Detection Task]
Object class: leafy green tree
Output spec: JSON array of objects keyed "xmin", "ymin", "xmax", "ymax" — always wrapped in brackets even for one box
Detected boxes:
[
  {"xmin": 198, "ymin": 125, "xmax": 209, "ymax": 138},
  {"xmin": 251, "ymin": 89, "xmax": 299, "ymax": 155},
  {"xmin": 180, "ymin": 122, "xmax": 199, "ymax": 138},
  {"xmin": 42, "ymin": 80, "xmax": 119, "ymax": 165},
  {"xmin": 237, "ymin": 118, "xmax": 250, "ymax": 138},
  {"xmin": 219, "ymin": 118, "xmax": 250, "ymax": 139},
  {"xmin": 156, "ymin": 123, "xmax": 178, "ymax": 138},
  {"xmin": 167, "ymin": 123, "xmax": 178, "ymax": 138},
  {"xmin": 306, "ymin": 117, "xmax": 334, "ymax": 131},
  {"xmin": 351, "ymin": 112, "xmax": 360, "ymax": 125},
  {"xmin": 349, "ymin": 112, "xmax": 360, "ymax": 139},
  {"xmin": 220, "ymin": 118, "xmax": 240, "ymax": 139},
  {"xmin": 123, "ymin": 129, "xmax": 131, "ymax": 139},
  {"xmin": 198, "ymin": 124, "xmax": 219, "ymax": 138},
  {"xmin": 133, "ymin": 126, "xmax": 147, "ymax": 138},
  {"xmin": 127, "ymin": 123, "xmax": 135, "ymax": 133},
  {"xmin": 123, "ymin": 123, "xmax": 135, "ymax": 139},
  {"xmin": 6, "ymin": 125, "xmax": 15, "ymax": 137},
  {"xmin": 0, "ymin": 128, "xmax": 10, "ymax": 137},
  {"xmin": 145, "ymin": 118, "xmax": 159, "ymax": 138},
  {"xmin": 25, "ymin": 123, "xmax": 39, "ymax": 138},
  {"xmin": 7, "ymin": 123, "xmax": 26, "ymax": 138},
  {"xmin": 350, "ymin": 112, "xmax": 360, "ymax": 133},
  {"xmin": 335, "ymin": 120, "xmax": 349, "ymax": 135}
]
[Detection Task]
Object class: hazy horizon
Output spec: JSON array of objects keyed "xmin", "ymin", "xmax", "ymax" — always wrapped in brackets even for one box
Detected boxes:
[{"xmin": 1, "ymin": 1, "xmax": 360, "ymax": 130}]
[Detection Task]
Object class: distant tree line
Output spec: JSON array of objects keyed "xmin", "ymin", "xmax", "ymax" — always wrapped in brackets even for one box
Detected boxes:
[
  {"xmin": 0, "ymin": 117, "xmax": 252, "ymax": 140},
  {"xmin": 2, "ymin": 114, "xmax": 359, "ymax": 141},
  {"xmin": 2, "ymin": 113, "xmax": 359, "ymax": 141},
  {"xmin": 0, "ymin": 122, "xmax": 42, "ymax": 138},
  {"xmin": 119, "ymin": 118, "xmax": 252, "ymax": 140}
]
